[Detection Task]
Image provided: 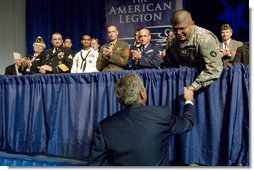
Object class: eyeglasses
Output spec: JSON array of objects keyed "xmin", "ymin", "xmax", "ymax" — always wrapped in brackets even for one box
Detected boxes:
[{"xmin": 172, "ymin": 24, "xmax": 190, "ymax": 33}]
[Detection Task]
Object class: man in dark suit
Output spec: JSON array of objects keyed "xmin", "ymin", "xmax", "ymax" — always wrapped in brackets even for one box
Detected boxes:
[
  {"xmin": 38, "ymin": 32, "xmax": 74, "ymax": 74},
  {"xmin": 5, "ymin": 52, "xmax": 23, "ymax": 75},
  {"xmin": 96, "ymin": 24, "xmax": 130, "ymax": 71},
  {"xmin": 19, "ymin": 36, "xmax": 46, "ymax": 74},
  {"xmin": 129, "ymin": 28, "xmax": 164, "ymax": 69},
  {"xmin": 88, "ymin": 74, "xmax": 195, "ymax": 166}
]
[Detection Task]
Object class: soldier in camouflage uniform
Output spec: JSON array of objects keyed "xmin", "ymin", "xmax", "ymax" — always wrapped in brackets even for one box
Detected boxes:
[
  {"xmin": 38, "ymin": 32, "xmax": 73, "ymax": 74},
  {"xmin": 163, "ymin": 9, "xmax": 223, "ymax": 91}
]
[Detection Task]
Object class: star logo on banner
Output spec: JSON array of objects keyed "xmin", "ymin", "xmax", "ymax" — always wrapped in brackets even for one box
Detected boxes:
[{"xmin": 216, "ymin": 0, "xmax": 248, "ymax": 34}]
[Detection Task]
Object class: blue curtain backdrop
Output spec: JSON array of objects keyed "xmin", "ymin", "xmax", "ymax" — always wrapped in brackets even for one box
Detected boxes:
[
  {"xmin": 0, "ymin": 64, "xmax": 249, "ymax": 166},
  {"xmin": 26, "ymin": 0, "xmax": 249, "ymax": 54},
  {"xmin": 26, "ymin": 0, "xmax": 106, "ymax": 54}
]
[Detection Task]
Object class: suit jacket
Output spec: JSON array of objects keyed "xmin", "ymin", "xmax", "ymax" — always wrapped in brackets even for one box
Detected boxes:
[
  {"xmin": 29, "ymin": 53, "xmax": 45, "ymax": 73},
  {"xmin": 19, "ymin": 53, "xmax": 45, "ymax": 74},
  {"xmin": 88, "ymin": 103, "xmax": 195, "ymax": 166},
  {"xmin": 96, "ymin": 40, "xmax": 130, "ymax": 71},
  {"xmin": 233, "ymin": 42, "xmax": 249, "ymax": 65},
  {"xmin": 128, "ymin": 42, "xmax": 163, "ymax": 69},
  {"xmin": 4, "ymin": 64, "xmax": 18, "ymax": 75},
  {"xmin": 220, "ymin": 39, "xmax": 243, "ymax": 67}
]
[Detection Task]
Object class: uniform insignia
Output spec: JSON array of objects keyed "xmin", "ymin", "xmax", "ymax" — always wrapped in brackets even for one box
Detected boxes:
[
  {"xmin": 116, "ymin": 47, "xmax": 122, "ymax": 51},
  {"xmin": 210, "ymin": 51, "xmax": 217, "ymax": 57},
  {"xmin": 146, "ymin": 49, "xmax": 154, "ymax": 53},
  {"xmin": 68, "ymin": 55, "xmax": 72, "ymax": 59},
  {"xmin": 58, "ymin": 64, "xmax": 69, "ymax": 72},
  {"xmin": 57, "ymin": 52, "xmax": 64, "ymax": 59}
]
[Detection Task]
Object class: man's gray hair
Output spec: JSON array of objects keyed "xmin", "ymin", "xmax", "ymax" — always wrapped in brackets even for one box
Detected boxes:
[{"xmin": 115, "ymin": 73, "xmax": 145, "ymax": 106}]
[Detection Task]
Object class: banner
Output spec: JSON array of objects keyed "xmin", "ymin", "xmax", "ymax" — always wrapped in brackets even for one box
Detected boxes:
[{"xmin": 105, "ymin": 0, "xmax": 183, "ymax": 46}]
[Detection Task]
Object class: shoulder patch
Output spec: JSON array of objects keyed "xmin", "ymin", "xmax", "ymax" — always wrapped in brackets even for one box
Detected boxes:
[{"xmin": 210, "ymin": 51, "xmax": 217, "ymax": 57}]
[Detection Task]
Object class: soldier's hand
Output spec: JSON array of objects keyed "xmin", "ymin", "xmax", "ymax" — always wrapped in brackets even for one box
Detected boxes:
[
  {"xmin": 184, "ymin": 87, "xmax": 194, "ymax": 102},
  {"xmin": 38, "ymin": 67, "xmax": 46, "ymax": 74},
  {"xmin": 187, "ymin": 85, "xmax": 196, "ymax": 92},
  {"xmin": 40, "ymin": 65, "xmax": 52, "ymax": 72},
  {"xmin": 103, "ymin": 47, "xmax": 112, "ymax": 57}
]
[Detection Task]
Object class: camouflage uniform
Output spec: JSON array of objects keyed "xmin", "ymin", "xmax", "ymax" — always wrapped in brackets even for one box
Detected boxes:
[{"xmin": 163, "ymin": 26, "xmax": 223, "ymax": 90}]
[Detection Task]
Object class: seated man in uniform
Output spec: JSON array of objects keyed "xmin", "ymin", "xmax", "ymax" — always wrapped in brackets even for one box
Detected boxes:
[
  {"xmin": 96, "ymin": 24, "xmax": 130, "ymax": 71},
  {"xmin": 38, "ymin": 32, "xmax": 74, "ymax": 74},
  {"xmin": 71, "ymin": 34, "xmax": 98, "ymax": 73},
  {"xmin": 129, "ymin": 28, "xmax": 163, "ymax": 69}
]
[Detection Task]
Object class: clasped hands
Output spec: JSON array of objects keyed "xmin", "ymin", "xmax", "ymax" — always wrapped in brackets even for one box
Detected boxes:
[
  {"xmin": 38, "ymin": 65, "xmax": 52, "ymax": 73},
  {"xmin": 220, "ymin": 47, "xmax": 231, "ymax": 57},
  {"xmin": 102, "ymin": 46, "xmax": 113, "ymax": 59},
  {"xmin": 131, "ymin": 48, "xmax": 142, "ymax": 61},
  {"xmin": 21, "ymin": 58, "xmax": 31, "ymax": 67}
]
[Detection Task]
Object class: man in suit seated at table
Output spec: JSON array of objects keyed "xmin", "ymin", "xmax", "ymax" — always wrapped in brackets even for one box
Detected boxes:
[
  {"xmin": 4, "ymin": 52, "xmax": 23, "ymax": 75},
  {"xmin": 129, "ymin": 28, "xmax": 164, "ymax": 69},
  {"xmin": 88, "ymin": 73, "xmax": 195, "ymax": 166},
  {"xmin": 96, "ymin": 24, "xmax": 130, "ymax": 71}
]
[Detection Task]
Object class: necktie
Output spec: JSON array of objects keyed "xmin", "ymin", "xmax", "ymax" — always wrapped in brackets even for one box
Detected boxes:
[
  {"xmin": 224, "ymin": 42, "xmax": 228, "ymax": 48},
  {"xmin": 140, "ymin": 46, "xmax": 143, "ymax": 52},
  {"xmin": 80, "ymin": 50, "xmax": 91, "ymax": 71},
  {"xmin": 53, "ymin": 48, "xmax": 59, "ymax": 54}
]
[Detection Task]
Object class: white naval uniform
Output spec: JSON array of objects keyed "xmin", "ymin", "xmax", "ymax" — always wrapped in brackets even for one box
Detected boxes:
[{"xmin": 71, "ymin": 48, "xmax": 98, "ymax": 73}]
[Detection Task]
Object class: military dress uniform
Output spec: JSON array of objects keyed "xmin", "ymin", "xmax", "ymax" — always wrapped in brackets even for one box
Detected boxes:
[
  {"xmin": 128, "ymin": 42, "xmax": 163, "ymax": 69},
  {"xmin": 71, "ymin": 48, "xmax": 98, "ymax": 73},
  {"xmin": 41, "ymin": 46, "xmax": 73, "ymax": 73},
  {"xmin": 164, "ymin": 25, "xmax": 223, "ymax": 91},
  {"xmin": 96, "ymin": 40, "xmax": 130, "ymax": 71}
]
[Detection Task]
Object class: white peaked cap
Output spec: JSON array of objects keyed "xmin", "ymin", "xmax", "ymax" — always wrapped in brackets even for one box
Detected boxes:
[{"xmin": 13, "ymin": 52, "xmax": 22, "ymax": 60}]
